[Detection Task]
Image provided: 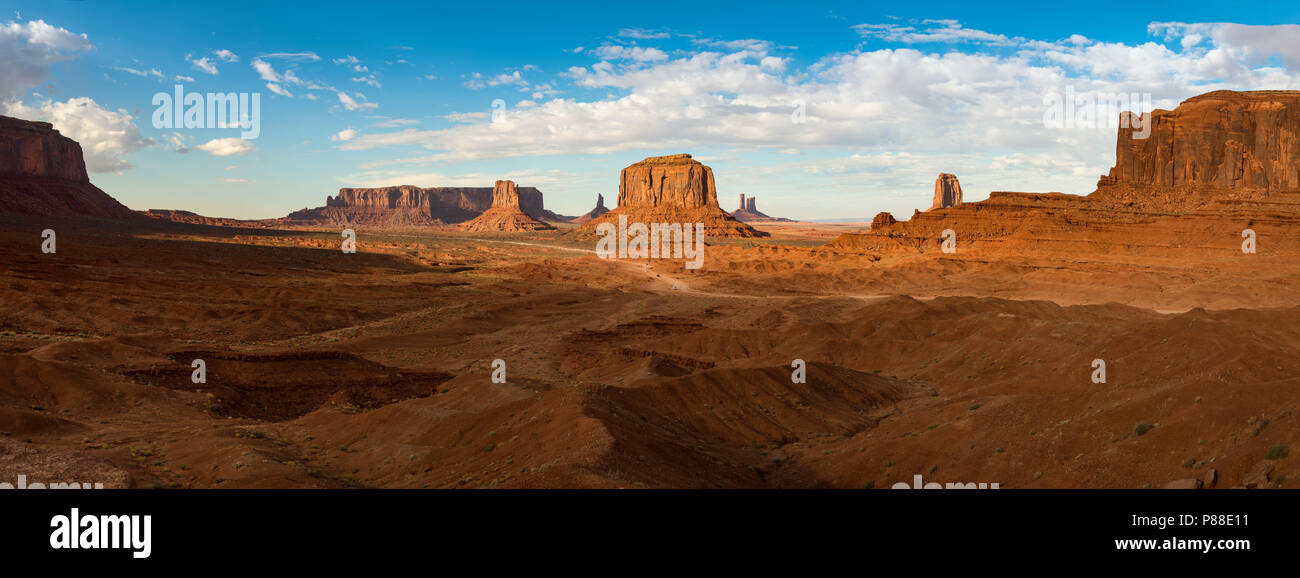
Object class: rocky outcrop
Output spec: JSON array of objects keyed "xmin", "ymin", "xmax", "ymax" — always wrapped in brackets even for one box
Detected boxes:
[
  {"xmin": 870, "ymin": 212, "xmax": 897, "ymax": 230},
  {"xmin": 1105, "ymin": 91, "xmax": 1300, "ymax": 195},
  {"xmin": 929, "ymin": 173, "xmax": 963, "ymax": 211},
  {"xmin": 571, "ymin": 193, "xmax": 610, "ymax": 224},
  {"xmin": 830, "ymin": 90, "xmax": 1300, "ymax": 254},
  {"xmin": 284, "ymin": 182, "xmax": 562, "ymax": 227},
  {"xmin": 459, "ymin": 180, "xmax": 555, "ymax": 232},
  {"xmin": 731, "ymin": 194, "xmax": 792, "ymax": 223},
  {"xmin": 584, "ymin": 154, "xmax": 767, "ymax": 237},
  {"xmin": 0, "ymin": 115, "xmax": 137, "ymax": 219}
]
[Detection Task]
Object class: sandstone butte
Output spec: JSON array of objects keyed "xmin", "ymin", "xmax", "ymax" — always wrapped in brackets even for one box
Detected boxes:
[
  {"xmin": 459, "ymin": 180, "xmax": 556, "ymax": 232},
  {"xmin": 570, "ymin": 193, "xmax": 610, "ymax": 224},
  {"xmin": 283, "ymin": 182, "xmax": 565, "ymax": 227},
  {"xmin": 0, "ymin": 115, "xmax": 138, "ymax": 219},
  {"xmin": 929, "ymin": 173, "xmax": 963, "ymax": 211},
  {"xmin": 730, "ymin": 194, "xmax": 792, "ymax": 223},
  {"xmin": 830, "ymin": 89, "xmax": 1300, "ymax": 252},
  {"xmin": 581, "ymin": 153, "xmax": 768, "ymax": 238}
]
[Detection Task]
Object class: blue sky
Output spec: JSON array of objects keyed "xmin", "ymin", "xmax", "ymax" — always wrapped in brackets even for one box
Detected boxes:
[{"xmin": 4, "ymin": 0, "xmax": 1300, "ymax": 220}]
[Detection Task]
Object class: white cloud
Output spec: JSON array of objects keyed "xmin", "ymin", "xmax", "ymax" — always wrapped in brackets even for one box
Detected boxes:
[
  {"xmin": 258, "ymin": 52, "xmax": 319, "ymax": 62},
  {"xmin": 617, "ymin": 28, "xmax": 671, "ymax": 40},
  {"xmin": 113, "ymin": 66, "xmax": 163, "ymax": 79},
  {"xmin": 337, "ymin": 19, "xmax": 1300, "ymax": 220},
  {"xmin": 593, "ymin": 45, "xmax": 668, "ymax": 62},
  {"xmin": 166, "ymin": 132, "xmax": 189, "ymax": 153},
  {"xmin": 266, "ymin": 82, "xmax": 292, "ymax": 97},
  {"xmin": 5, "ymin": 97, "xmax": 150, "ymax": 172},
  {"xmin": 0, "ymin": 19, "xmax": 94, "ymax": 102},
  {"xmin": 220, "ymin": 178, "xmax": 248, "ymax": 183},
  {"xmin": 174, "ymin": 74, "xmax": 195, "ymax": 82},
  {"xmin": 213, "ymin": 49, "xmax": 238, "ymax": 62},
  {"xmin": 853, "ymin": 19, "xmax": 1019, "ymax": 46},
  {"xmin": 196, "ymin": 137, "xmax": 255, "ymax": 156},
  {"xmin": 372, "ymin": 117, "xmax": 419, "ymax": 128},
  {"xmin": 337, "ymin": 91, "xmax": 377, "ymax": 111},
  {"xmin": 330, "ymin": 128, "xmax": 358, "ymax": 141},
  {"xmin": 352, "ymin": 74, "xmax": 381, "ymax": 88},
  {"xmin": 189, "ymin": 55, "xmax": 218, "ymax": 75},
  {"xmin": 251, "ymin": 57, "xmax": 336, "ymax": 99}
]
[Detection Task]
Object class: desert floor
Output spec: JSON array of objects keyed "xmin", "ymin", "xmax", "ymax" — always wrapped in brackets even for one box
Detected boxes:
[{"xmin": 1, "ymin": 212, "xmax": 1295, "ymax": 488}]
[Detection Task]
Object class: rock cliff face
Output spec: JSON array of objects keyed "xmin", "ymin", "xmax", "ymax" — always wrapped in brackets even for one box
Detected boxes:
[
  {"xmin": 571, "ymin": 193, "xmax": 610, "ymax": 224},
  {"xmin": 929, "ymin": 173, "xmax": 963, "ymax": 210},
  {"xmin": 286, "ymin": 183, "xmax": 559, "ymax": 227},
  {"xmin": 617, "ymin": 153, "xmax": 718, "ymax": 209},
  {"xmin": 585, "ymin": 154, "xmax": 767, "ymax": 237},
  {"xmin": 0, "ymin": 115, "xmax": 137, "ymax": 219},
  {"xmin": 459, "ymin": 180, "xmax": 556, "ymax": 232},
  {"xmin": 830, "ymin": 90, "xmax": 1300, "ymax": 255},
  {"xmin": 1105, "ymin": 91, "xmax": 1300, "ymax": 194}
]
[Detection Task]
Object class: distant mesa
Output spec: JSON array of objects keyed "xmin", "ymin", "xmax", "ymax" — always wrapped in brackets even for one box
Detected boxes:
[
  {"xmin": 282, "ymin": 181, "xmax": 565, "ymax": 228},
  {"xmin": 0, "ymin": 115, "xmax": 138, "ymax": 219},
  {"xmin": 929, "ymin": 173, "xmax": 963, "ymax": 211},
  {"xmin": 730, "ymin": 193, "xmax": 793, "ymax": 223},
  {"xmin": 830, "ymin": 89, "xmax": 1300, "ymax": 252},
  {"xmin": 582, "ymin": 153, "xmax": 769, "ymax": 238},
  {"xmin": 570, "ymin": 193, "xmax": 610, "ymax": 224},
  {"xmin": 459, "ymin": 180, "xmax": 556, "ymax": 232}
]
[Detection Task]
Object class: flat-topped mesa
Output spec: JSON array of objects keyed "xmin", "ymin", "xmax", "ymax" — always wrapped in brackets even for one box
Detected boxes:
[
  {"xmin": 0, "ymin": 115, "xmax": 137, "ymax": 219},
  {"xmin": 829, "ymin": 89, "xmax": 1300, "ymax": 254},
  {"xmin": 458, "ymin": 179, "xmax": 555, "ymax": 232},
  {"xmin": 929, "ymin": 173, "xmax": 963, "ymax": 210},
  {"xmin": 617, "ymin": 153, "xmax": 720, "ymax": 209},
  {"xmin": 1103, "ymin": 90, "xmax": 1300, "ymax": 196},
  {"xmin": 0, "ymin": 116, "xmax": 89, "ymax": 182},
  {"xmin": 585, "ymin": 154, "xmax": 768, "ymax": 237},
  {"xmin": 288, "ymin": 182, "xmax": 559, "ymax": 227}
]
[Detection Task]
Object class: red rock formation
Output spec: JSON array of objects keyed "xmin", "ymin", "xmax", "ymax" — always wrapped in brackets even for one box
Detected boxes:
[
  {"xmin": 830, "ymin": 90, "xmax": 1300, "ymax": 254},
  {"xmin": 0, "ymin": 115, "xmax": 137, "ymax": 219},
  {"xmin": 1106, "ymin": 91, "xmax": 1300, "ymax": 194},
  {"xmin": 585, "ymin": 154, "xmax": 767, "ymax": 237},
  {"xmin": 459, "ymin": 180, "xmax": 556, "ymax": 232},
  {"xmin": 731, "ymin": 194, "xmax": 792, "ymax": 223},
  {"xmin": 929, "ymin": 173, "xmax": 963, "ymax": 211},
  {"xmin": 616, "ymin": 153, "xmax": 718, "ymax": 209},
  {"xmin": 284, "ymin": 182, "xmax": 562, "ymax": 227},
  {"xmin": 570, "ymin": 193, "xmax": 610, "ymax": 224},
  {"xmin": 870, "ymin": 211, "xmax": 897, "ymax": 230}
]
